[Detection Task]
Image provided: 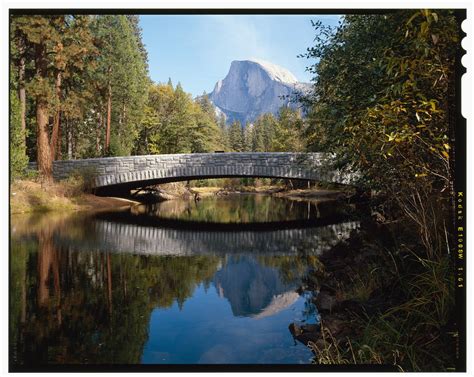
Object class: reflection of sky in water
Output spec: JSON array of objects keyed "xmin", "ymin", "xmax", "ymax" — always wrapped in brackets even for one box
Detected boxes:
[
  {"xmin": 140, "ymin": 255, "xmax": 317, "ymax": 363},
  {"xmin": 141, "ymin": 283, "xmax": 314, "ymax": 364}
]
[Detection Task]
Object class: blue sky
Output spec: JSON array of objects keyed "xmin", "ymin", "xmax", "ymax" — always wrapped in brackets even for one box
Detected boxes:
[{"xmin": 139, "ymin": 15, "xmax": 341, "ymax": 97}]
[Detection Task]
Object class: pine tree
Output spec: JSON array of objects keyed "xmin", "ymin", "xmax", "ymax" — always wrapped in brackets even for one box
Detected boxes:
[
  {"xmin": 252, "ymin": 113, "xmax": 277, "ymax": 151},
  {"xmin": 12, "ymin": 15, "xmax": 96, "ymax": 178},
  {"xmin": 10, "ymin": 85, "xmax": 28, "ymax": 180},
  {"xmin": 125, "ymin": 15, "xmax": 149, "ymax": 72},
  {"xmin": 91, "ymin": 15, "xmax": 148, "ymax": 156},
  {"xmin": 250, "ymin": 122, "xmax": 265, "ymax": 152},
  {"xmin": 228, "ymin": 121, "xmax": 244, "ymax": 152},
  {"xmin": 272, "ymin": 107, "xmax": 304, "ymax": 152},
  {"xmin": 10, "ymin": 19, "xmax": 29, "ymax": 148},
  {"xmin": 217, "ymin": 115, "xmax": 229, "ymax": 151},
  {"xmin": 192, "ymin": 95, "xmax": 222, "ymax": 153}
]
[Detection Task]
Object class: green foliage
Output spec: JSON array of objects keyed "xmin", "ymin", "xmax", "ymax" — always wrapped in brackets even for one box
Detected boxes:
[
  {"xmin": 228, "ymin": 121, "xmax": 245, "ymax": 152},
  {"xmin": 66, "ymin": 166, "xmax": 98, "ymax": 193},
  {"xmin": 240, "ymin": 109, "xmax": 305, "ymax": 153},
  {"xmin": 253, "ymin": 113, "xmax": 278, "ymax": 151},
  {"xmin": 271, "ymin": 107, "xmax": 305, "ymax": 152},
  {"xmin": 12, "ymin": 16, "xmax": 97, "ymax": 160},
  {"xmin": 192, "ymin": 94, "xmax": 224, "ymax": 152},
  {"xmin": 302, "ymin": 10, "xmax": 460, "ymax": 261},
  {"xmin": 301, "ymin": 11, "xmax": 461, "ymax": 371},
  {"xmin": 303, "ymin": 11, "xmax": 459, "ymax": 194},
  {"xmin": 135, "ymin": 84, "xmax": 225, "ymax": 154},
  {"xmin": 10, "ymin": 14, "xmax": 307, "ymax": 171},
  {"xmin": 90, "ymin": 15, "xmax": 148, "ymax": 157},
  {"xmin": 245, "ymin": 123, "xmax": 264, "ymax": 152},
  {"xmin": 9, "ymin": 15, "xmax": 149, "ymax": 170},
  {"xmin": 9, "ymin": 88, "xmax": 29, "ymax": 180}
]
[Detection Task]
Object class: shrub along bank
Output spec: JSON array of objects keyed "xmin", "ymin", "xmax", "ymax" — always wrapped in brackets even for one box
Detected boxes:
[{"xmin": 290, "ymin": 10, "xmax": 461, "ymax": 371}]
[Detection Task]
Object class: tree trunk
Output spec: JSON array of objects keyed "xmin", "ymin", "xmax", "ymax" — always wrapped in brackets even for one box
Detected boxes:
[
  {"xmin": 96, "ymin": 111, "xmax": 102, "ymax": 155},
  {"xmin": 56, "ymin": 115, "xmax": 62, "ymax": 160},
  {"xmin": 67, "ymin": 118, "xmax": 73, "ymax": 160},
  {"xmin": 36, "ymin": 99, "xmax": 52, "ymax": 179},
  {"xmin": 107, "ymin": 253, "xmax": 113, "ymax": 315},
  {"xmin": 21, "ymin": 260, "xmax": 26, "ymax": 324},
  {"xmin": 37, "ymin": 228, "xmax": 54, "ymax": 307},
  {"xmin": 51, "ymin": 71, "xmax": 62, "ymax": 160},
  {"xmin": 105, "ymin": 83, "xmax": 112, "ymax": 153},
  {"xmin": 18, "ymin": 40, "xmax": 26, "ymax": 141},
  {"xmin": 52, "ymin": 249, "xmax": 62, "ymax": 325},
  {"xmin": 35, "ymin": 43, "xmax": 52, "ymax": 180}
]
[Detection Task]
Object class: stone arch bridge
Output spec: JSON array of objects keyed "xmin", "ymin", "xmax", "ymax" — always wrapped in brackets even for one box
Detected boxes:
[{"xmin": 31, "ymin": 152, "xmax": 356, "ymax": 195}]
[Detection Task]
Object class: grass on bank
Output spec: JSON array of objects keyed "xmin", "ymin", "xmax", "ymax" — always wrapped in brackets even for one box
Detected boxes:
[
  {"xmin": 307, "ymin": 215, "xmax": 455, "ymax": 372},
  {"xmin": 10, "ymin": 177, "xmax": 133, "ymax": 214}
]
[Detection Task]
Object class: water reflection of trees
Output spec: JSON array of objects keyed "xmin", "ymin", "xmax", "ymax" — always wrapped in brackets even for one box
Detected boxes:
[
  {"xmin": 135, "ymin": 195, "xmax": 316, "ymax": 223},
  {"xmin": 10, "ymin": 221, "xmax": 220, "ymax": 365},
  {"xmin": 257, "ymin": 245, "xmax": 325, "ymax": 286}
]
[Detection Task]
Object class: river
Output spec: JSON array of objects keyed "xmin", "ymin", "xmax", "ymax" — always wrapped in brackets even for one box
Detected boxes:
[{"xmin": 10, "ymin": 194, "xmax": 358, "ymax": 366}]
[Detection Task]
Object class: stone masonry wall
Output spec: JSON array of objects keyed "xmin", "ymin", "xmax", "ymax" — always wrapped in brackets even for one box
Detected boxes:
[{"xmin": 28, "ymin": 152, "xmax": 356, "ymax": 188}]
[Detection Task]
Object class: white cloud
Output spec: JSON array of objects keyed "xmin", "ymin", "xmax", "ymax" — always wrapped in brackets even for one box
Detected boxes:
[{"xmin": 203, "ymin": 15, "xmax": 272, "ymax": 62}]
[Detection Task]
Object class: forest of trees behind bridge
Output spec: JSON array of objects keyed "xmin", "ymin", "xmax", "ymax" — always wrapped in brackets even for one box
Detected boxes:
[{"xmin": 9, "ymin": 14, "xmax": 306, "ymax": 181}]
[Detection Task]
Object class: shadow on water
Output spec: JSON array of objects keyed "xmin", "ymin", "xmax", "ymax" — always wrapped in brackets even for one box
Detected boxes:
[{"xmin": 10, "ymin": 195, "xmax": 359, "ymax": 367}]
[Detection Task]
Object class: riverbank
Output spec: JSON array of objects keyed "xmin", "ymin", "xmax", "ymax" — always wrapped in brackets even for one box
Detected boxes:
[
  {"xmin": 289, "ymin": 215, "xmax": 455, "ymax": 371},
  {"xmin": 10, "ymin": 180, "xmax": 137, "ymax": 214},
  {"xmin": 10, "ymin": 179, "xmax": 351, "ymax": 214}
]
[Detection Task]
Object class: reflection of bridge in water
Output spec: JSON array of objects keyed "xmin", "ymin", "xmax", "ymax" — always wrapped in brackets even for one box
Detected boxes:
[
  {"xmin": 56, "ymin": 218, "xmax": 360, "ymax": 256},
  {"xmin": 51, "ymin": 216, "xmax": 359, "ymax": 318}
]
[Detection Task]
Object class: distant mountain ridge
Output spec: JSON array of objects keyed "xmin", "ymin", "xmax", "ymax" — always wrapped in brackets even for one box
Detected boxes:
[{"xmin": 207, "ymin": 59, "xmax": 311, "ymax": 125}]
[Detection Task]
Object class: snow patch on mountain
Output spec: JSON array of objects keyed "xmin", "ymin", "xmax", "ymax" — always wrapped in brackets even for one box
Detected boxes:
[{"xmin": 247, "ymin": 58, "xmax": 299, "ymax": 84}]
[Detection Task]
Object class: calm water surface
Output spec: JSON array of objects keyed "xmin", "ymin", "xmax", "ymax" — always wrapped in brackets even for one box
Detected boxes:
[{"xmin": 10, "ymin": 194, "xmax": 358, "ymax": 366}]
